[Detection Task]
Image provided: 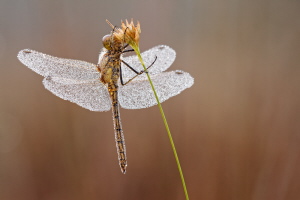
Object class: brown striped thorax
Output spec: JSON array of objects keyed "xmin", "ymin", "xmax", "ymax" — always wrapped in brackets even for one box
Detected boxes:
[{"xmin": 97, "ymin": 34, "xmax": 124, "ymax": 85}]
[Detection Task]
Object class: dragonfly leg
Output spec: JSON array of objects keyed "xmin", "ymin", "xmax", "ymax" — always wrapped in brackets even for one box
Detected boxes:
[
  {"xmin": 123, "ymin": 43, "xmax": 129, "ymax": 49},
  {"xmin": 108, "ymin": 27, "xmax": 117, "ymax": 50},
  {"xmin": 114, "ymin": 48, "xmax": 134, "ymax": 57},
  {"xmin": 120, "ymin": 55, "xmax": 157, "ymax": 86},
  {"xmin": 122, "ymin": 49, "xmax": 134, "ymax": 53},
  {"xmin": 121, "ymin": 59, "xmax": 140, "ymax": 74},
  {"xmin": 112, "ymin": 25, "xmax": 118, "ymax": 32},
  {"xmin": 121, "ymin": 30, "xmax": 134, "ymax": 53},
  {"xmin": 122, "ymin": 27, "xmax": 129, "ymax": 44}
]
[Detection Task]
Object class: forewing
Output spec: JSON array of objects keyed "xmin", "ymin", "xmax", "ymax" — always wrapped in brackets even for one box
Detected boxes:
[
  {"xmin": 121, "ymin": 45, "xmax": 176, "ymax": 80},
  {"xmin": 43, "ymin": 77, "xmax": 111, "ymax": 111},
  {"xmin": 18, "ymin": 49, "xmax": 99, "ymax": 80},
  {"xmin": 118, "ymin": 70, "xmax": 194, "ymax": 109}
]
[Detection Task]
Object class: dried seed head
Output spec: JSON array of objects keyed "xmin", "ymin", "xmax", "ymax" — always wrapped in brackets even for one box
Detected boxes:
[{"xmin": 106, "ymin": 19, "xmax": 141, "ymax": 48}]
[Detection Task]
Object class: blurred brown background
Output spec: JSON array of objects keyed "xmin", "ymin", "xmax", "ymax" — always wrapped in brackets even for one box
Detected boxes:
[{"xmin": 1, "ymin": 0, "xmax": 300, "ymax": 200}]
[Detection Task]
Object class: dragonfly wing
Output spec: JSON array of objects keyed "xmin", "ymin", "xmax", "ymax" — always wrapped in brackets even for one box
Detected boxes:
[
  {"xmin": 18, "ymin": 49, "xmax": 99, "ymax": 80},
  {"xmin": 118, "ymin": 70, "xmax": 194, "ymax": 109},
  {"xmin": 121, "ymin": 45, "xmax": 176, "ymax": 81},
  {"xmin": 43, "ymin": 77, "xmax": 111, "ymax": 111}
]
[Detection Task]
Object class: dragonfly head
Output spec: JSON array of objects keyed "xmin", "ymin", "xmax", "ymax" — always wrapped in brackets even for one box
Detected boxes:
[
  {"xmin": 102, "ymin": 34, "xmax": 112, "ymax": 50},
  {"xmin": 102, "ymin": 34, "xmax": 123, "ymax": 51}
]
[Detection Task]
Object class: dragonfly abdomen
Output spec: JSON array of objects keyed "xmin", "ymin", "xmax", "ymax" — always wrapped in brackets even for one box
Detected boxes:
[{"xmin": 109, "ymin": 84, "xmax": 127, "ymax": 174}]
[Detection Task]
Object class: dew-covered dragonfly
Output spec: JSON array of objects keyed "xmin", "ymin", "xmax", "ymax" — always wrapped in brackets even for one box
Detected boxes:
[{"xmin": 17, "ymin": 34, "xmax": 194, "ymax": 174}]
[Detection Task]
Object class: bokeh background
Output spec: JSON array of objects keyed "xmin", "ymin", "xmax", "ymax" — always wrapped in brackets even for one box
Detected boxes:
[{"xmin": 1, "ymin": 0, "xmax": 300, "ymax": 199}]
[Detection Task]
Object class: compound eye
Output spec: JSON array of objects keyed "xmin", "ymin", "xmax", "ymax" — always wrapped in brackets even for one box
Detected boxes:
[{"xmin": 102, "ymin": 34, "xmax": 111, "ymax": 50}]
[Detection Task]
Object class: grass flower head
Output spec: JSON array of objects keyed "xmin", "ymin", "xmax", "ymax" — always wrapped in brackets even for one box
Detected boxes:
[{"xmin": 106, "ymin": 19, "xmax": 141, "ymax": 49}]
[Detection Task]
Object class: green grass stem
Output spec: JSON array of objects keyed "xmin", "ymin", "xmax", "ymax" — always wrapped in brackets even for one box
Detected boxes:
[{"xmin": 131, "ymin": 45, "xmax": 190, "ymax": 200}]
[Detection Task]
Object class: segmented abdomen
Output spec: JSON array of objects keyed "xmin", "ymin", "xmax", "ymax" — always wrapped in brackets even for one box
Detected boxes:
[{"xmin": 108, "ymin": 83, "xmax": 127, "ymax": 174}]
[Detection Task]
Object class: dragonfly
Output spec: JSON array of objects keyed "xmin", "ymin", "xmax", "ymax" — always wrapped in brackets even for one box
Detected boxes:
[{"xmin": 17, "ymin": 32, "xmax": 194, "ymax": 174}]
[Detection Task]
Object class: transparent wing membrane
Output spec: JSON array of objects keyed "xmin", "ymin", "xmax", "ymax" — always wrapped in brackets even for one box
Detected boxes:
[
  {"xmin": 43, "ymin": 77, "xmax": 111, "ymax": 111},
  {"xmin": 18, "ymin": 49, "xmax": 99, "ymax": 80},
  {"xmin": 118, "ymin": 70, "xmax": 194, "ymax": 109},
  {"xmin": 18, "ymin": 46, "xmax": 193, "ymax": 111},
  {"xmin": 121, "ymin": 45, "xmax": 176, "ymax": 80}
]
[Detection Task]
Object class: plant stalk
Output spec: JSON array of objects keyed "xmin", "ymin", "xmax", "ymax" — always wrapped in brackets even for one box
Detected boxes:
[{"xmin": 132, "ymin": 45, "xmax": 190, "ymax": 200}]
